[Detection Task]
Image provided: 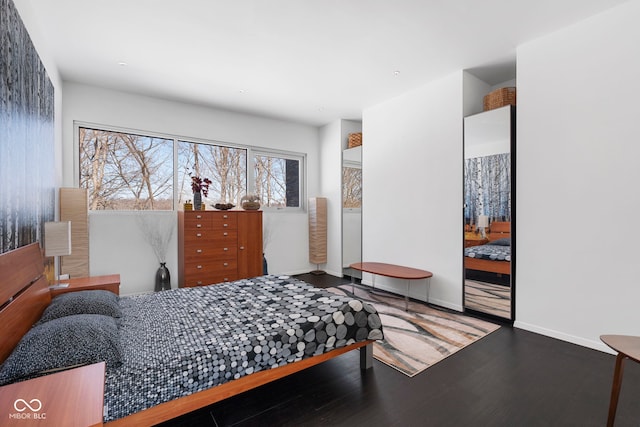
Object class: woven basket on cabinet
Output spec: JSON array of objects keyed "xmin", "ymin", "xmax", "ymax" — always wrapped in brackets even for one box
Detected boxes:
[
  {"xmin": 483, "ymin": 87, "xmax": 516, "ymax": 111},
  {"xmin": 348, "ymin": 132, "xmax": 362, "ymax": 148}
]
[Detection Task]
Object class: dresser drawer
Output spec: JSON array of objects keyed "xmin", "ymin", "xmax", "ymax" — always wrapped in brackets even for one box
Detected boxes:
[
  {"xmin": 183, "ymin": 272, "xmax": 239, "ymax": 287},
  {"xmin": 212, "ymin": 212, "xmax": 237, "ymax": 230},
  {"xmin": 181, "ymin": 244, "xmax": 237, "ymax": 260},
  {"xmin": 183, "ymin": 212, "xmax": 212, "ymax": 229},
  {"xmin": 185, "ymin": 258, "xmax": 238, "ymax": 272},
  {"xmin": 208, "ymin": 244, "xmax": 237, "ymax": 258},
  {"xmin": 184, "ymin": 229, "xmax": 237, "ymax": 243},
  {"xmin": 183, "ymin": 261, "xmax": 238, "ymax": 286}
]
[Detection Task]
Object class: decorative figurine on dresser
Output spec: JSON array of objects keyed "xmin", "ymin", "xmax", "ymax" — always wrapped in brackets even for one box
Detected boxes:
[{"xmin": 178, "ymin": 209, "xmax": 263, "ymax": 287}]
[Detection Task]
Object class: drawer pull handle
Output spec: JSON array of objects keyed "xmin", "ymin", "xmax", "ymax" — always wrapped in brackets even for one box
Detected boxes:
[
  {"xmin": 196, "ymin": 249, "xmax": 202, "ymax": 253},
  {"xmin": 197, "ymin": 265, "xmax": 202, "ymax": 269},
  {"xmin": 223, "ymin": 232, "xmax": 228, "ymax": 236},
  {"xmin": 240, "ymin": 246, "xmax": 245, "ymax": 250},
  {"xmin": 197, "ymin": 281, "xmax": 202, "ymax": 285},
  {"xmin": 196, "ymin": 233, "xmax": 202, "ymax": 237},
  {"xmin": 223, "ymin": 215, "xmax": 228, "ymax": 219},
  {"xmin": 196, "ymin": 215, "xmax": 202, "ymax": 219},
  {"xmin": 224, "ymin": 247, "xmax": 228, "ymax": 251},
  {"xmin": 223, "ymin": 262, "xmax": 228, "ymax": 267},
  {"xmin": 196, "ymin": 224, "xmax": 202, "ymax": 228},
  {"xmin": 224, "ymin": 278, "xmax": 229, "ymax": 281},
  {"xmin": 223, "ymin": 223, "xmax": 228, "ymax": 227}
]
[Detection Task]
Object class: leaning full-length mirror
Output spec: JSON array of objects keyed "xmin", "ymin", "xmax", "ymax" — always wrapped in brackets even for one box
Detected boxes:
[
  {"xmin": 342, "ymin": 146, "xmax": 362, "ymax": 280},
  {"xmin": 463, "ymin": 105, "xmax": 515, "ymax": 321}
]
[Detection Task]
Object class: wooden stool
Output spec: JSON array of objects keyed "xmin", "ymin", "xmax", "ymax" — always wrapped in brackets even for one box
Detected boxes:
[{"xmin": 600, "ymin": 335, "xmax": 640, "ymax": 426}]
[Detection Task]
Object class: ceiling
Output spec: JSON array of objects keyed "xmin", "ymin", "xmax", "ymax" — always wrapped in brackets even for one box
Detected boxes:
[{"xmin": 22, "ymin": 0, "xmax": 630, "ymax": 126}]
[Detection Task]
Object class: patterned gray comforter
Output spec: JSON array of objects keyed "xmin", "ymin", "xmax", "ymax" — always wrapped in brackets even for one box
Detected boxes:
[
  {"xmin": 464, "ymin": 243, "xmax": 511, "ymax": 261},
  {"xmin": 104, "ymin": 275, "xmax": 383, "ymax": 422}
]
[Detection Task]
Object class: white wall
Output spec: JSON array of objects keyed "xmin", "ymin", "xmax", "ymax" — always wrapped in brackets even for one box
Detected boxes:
[
  {"xmin": 516, "ymin": 0, "xmax": 640, "ymax": 352},
  {"xmin": 62, "ymin": 83, "xmax": 320, "ymax": 295},
  {"xmin": 363, "ymin": 72, "xmax": 463, "ymax": 310},
  {"xmin": 463, "ymin": 72, "xmax": 491, "ymax": 117}
]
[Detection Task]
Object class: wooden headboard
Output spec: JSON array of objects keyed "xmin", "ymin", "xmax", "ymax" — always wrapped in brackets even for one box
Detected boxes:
[
  {"xmin": 488, "ymin": 221, "xmax": 511, "ymax": 241},
  {"xmin": 0, "ymin": 243, "xmax": 52, "ymax": 363}
]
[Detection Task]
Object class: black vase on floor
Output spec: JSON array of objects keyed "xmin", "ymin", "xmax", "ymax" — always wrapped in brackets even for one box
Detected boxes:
[{"xmin": 155, "ymin": 262, "xmax": 171, "ymax": 291}]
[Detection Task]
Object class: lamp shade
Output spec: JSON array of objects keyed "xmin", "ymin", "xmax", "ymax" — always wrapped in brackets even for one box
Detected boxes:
[
  {"xmin": 44, "ymin": 221, "xmax": 72, "ymax": 257},
  {"xmin": 477, "ymin": 215, "xmax": 489, "ymax": 229},
  {"xmin": 308, "ymin": 197, "xmax": 327, "ymax": 264}
]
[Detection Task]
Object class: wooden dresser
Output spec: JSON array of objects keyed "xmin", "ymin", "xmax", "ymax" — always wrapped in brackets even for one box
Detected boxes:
[{"xmin": 178, "ymin": 210, "xmax": 263, "ymax": 287}]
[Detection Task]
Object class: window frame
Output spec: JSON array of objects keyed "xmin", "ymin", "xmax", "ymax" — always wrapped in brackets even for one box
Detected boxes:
[
  {"xmin": 250, "ymin": 147, "xmax": 306, "ymax": 212},
  {"xmin": 74, "ymin": 121, "xmax": 307, "ymax": 213}
]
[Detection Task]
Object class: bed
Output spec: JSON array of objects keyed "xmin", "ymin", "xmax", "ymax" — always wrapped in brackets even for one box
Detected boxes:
[
  {"xmin": 464, "ymin": 221, "xmax": 511, "ymax": 278},
  {"xmin": 0, "ymin": 243, "xmax": 383, "ymax": 426}
]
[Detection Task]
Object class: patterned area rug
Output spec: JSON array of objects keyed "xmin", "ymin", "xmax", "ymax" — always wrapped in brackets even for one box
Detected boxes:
[
  {"xmin": 464, "ymin": 279, "xmax": 511, "ymax": 319},
  {"xmin": 328, "ymin": 284, "xmax": 500, "ymax": 377}
]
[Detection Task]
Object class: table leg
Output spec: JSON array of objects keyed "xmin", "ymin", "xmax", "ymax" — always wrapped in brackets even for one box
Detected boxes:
[
  {"xmin": 405, "ymin": 280, "xmax": 410, "ymax": 311},
  {"xmin": 607, "ymin": 353, "xmax": 626, "ymax": 427}
]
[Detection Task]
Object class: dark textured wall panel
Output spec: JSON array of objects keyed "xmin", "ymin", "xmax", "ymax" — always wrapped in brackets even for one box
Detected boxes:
[{"xmin": 0, "ymin": 0, "xmax": 55, "ymax": 253}]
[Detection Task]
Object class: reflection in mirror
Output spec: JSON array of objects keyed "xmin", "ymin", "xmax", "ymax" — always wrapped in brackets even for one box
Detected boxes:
[
  {"xmin": 342, "ymin": 146, "xmax": 362, "ymax": 280},
  {"xmin": 463, "ymin": 105, "xmax": 515, "ymax": 321}
]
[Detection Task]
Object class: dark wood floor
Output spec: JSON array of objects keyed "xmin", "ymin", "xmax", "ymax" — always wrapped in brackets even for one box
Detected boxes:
[{"xmin": 159, "ymin": 274, "xmax": 640, "ymax": 427}]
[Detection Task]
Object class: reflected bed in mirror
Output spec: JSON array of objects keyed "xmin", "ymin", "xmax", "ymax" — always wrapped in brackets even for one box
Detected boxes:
[
  {"xmin": 463, "ymin": 105, "xmax": 515, "ymax": 321},
  {"xmin": 464, "ymin": 221, "xmax": 511, "ymax": 318}
]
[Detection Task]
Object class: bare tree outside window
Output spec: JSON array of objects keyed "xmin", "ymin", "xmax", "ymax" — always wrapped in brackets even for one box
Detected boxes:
[
  {"xmin": 79, "ymin": 125, "xmax": 304, "ymax": 211},
  {"xmin": 79, "ymin": 128, "xmax": 173, "ymax": 210},
  {"xmin": 177, "ymin": 141, "xmax": 247, "ymax": 206},
  {"xmin": 254, "ymin": 155, "xmax": 300, "ymax": 208}
]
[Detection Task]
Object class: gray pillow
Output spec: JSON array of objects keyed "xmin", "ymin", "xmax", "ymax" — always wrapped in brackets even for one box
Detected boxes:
[
  {"xmin": 487, "ymin": 237, "xmax": 511, "ymax": 246},
  {"xmin": 39, "ymin": 290, "xmax": 121, "ymax": 323},
  {"xmin": 0, "ymin": 314, "xmax": 123, "ymax": 385}
]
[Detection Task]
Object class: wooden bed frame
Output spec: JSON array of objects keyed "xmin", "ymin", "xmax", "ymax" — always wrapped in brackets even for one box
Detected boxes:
[
  {"xmin": 0, "ymin": 242, "xmax": 375, "ymax": 426},
  {"xmin": 464, "ymin": 221, "xmax": 511, "ymax": 276}
]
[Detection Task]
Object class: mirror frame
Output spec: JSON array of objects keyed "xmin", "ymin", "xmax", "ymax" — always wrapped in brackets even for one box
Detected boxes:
[
  {"xmin": 342, "ymin": 146, "xmax": 362, "ymax": 280},
  {"xmin": 462, "ymin": 105, "xmax": 516, "ymax": 322}
]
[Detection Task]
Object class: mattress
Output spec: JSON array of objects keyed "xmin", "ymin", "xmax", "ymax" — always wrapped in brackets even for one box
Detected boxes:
[{"xmin": 103, "ymin": 275, "xmax": 383, "ymax": 422}]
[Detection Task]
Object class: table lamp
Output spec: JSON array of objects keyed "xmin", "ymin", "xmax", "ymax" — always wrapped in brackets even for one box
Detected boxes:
[
  {"xmin": 477, "ymin": 215, "xmax": 489, "ymax": 239},
  {"xmin": 44, "ymin": 221, "xmax": 72, "ymax": 287}
]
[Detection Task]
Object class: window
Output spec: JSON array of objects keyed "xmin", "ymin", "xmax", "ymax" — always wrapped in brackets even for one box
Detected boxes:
[
  {"xmin": 254, "ymin": 153, "xmax": 302, "ymax": 208},
  {"xmin": 177, "ymin": 141, "xmax": 247, "ymax": 206},
  {"xmin": 77, "ymin": 123, "xmax": 305, "ymax": 211},
  {"xmin": 79, "ymin": 127, "xmax": 173, "ymax": 210}
]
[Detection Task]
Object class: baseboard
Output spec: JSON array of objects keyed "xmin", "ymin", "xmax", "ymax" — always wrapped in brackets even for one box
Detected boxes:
[
  {"xmin": 324, "ymin": 268, "xmax": 343, "ymax": 278},
  {"xmin": 513, "ymin": 320, "xmax": 615, "ymax": 355},
  {"xmin": 280, "ymin": 268, "xmax": 319, "ymax": 276}
]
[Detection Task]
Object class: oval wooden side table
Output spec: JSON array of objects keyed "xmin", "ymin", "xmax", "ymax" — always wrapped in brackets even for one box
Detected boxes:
[
  {"xmin": 350, "ymin": 262, "xmax": 433, "ymax": 311},
  {"xmin": 600, "ymin": 334, "xmax": 640, "ymax": 427}
]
